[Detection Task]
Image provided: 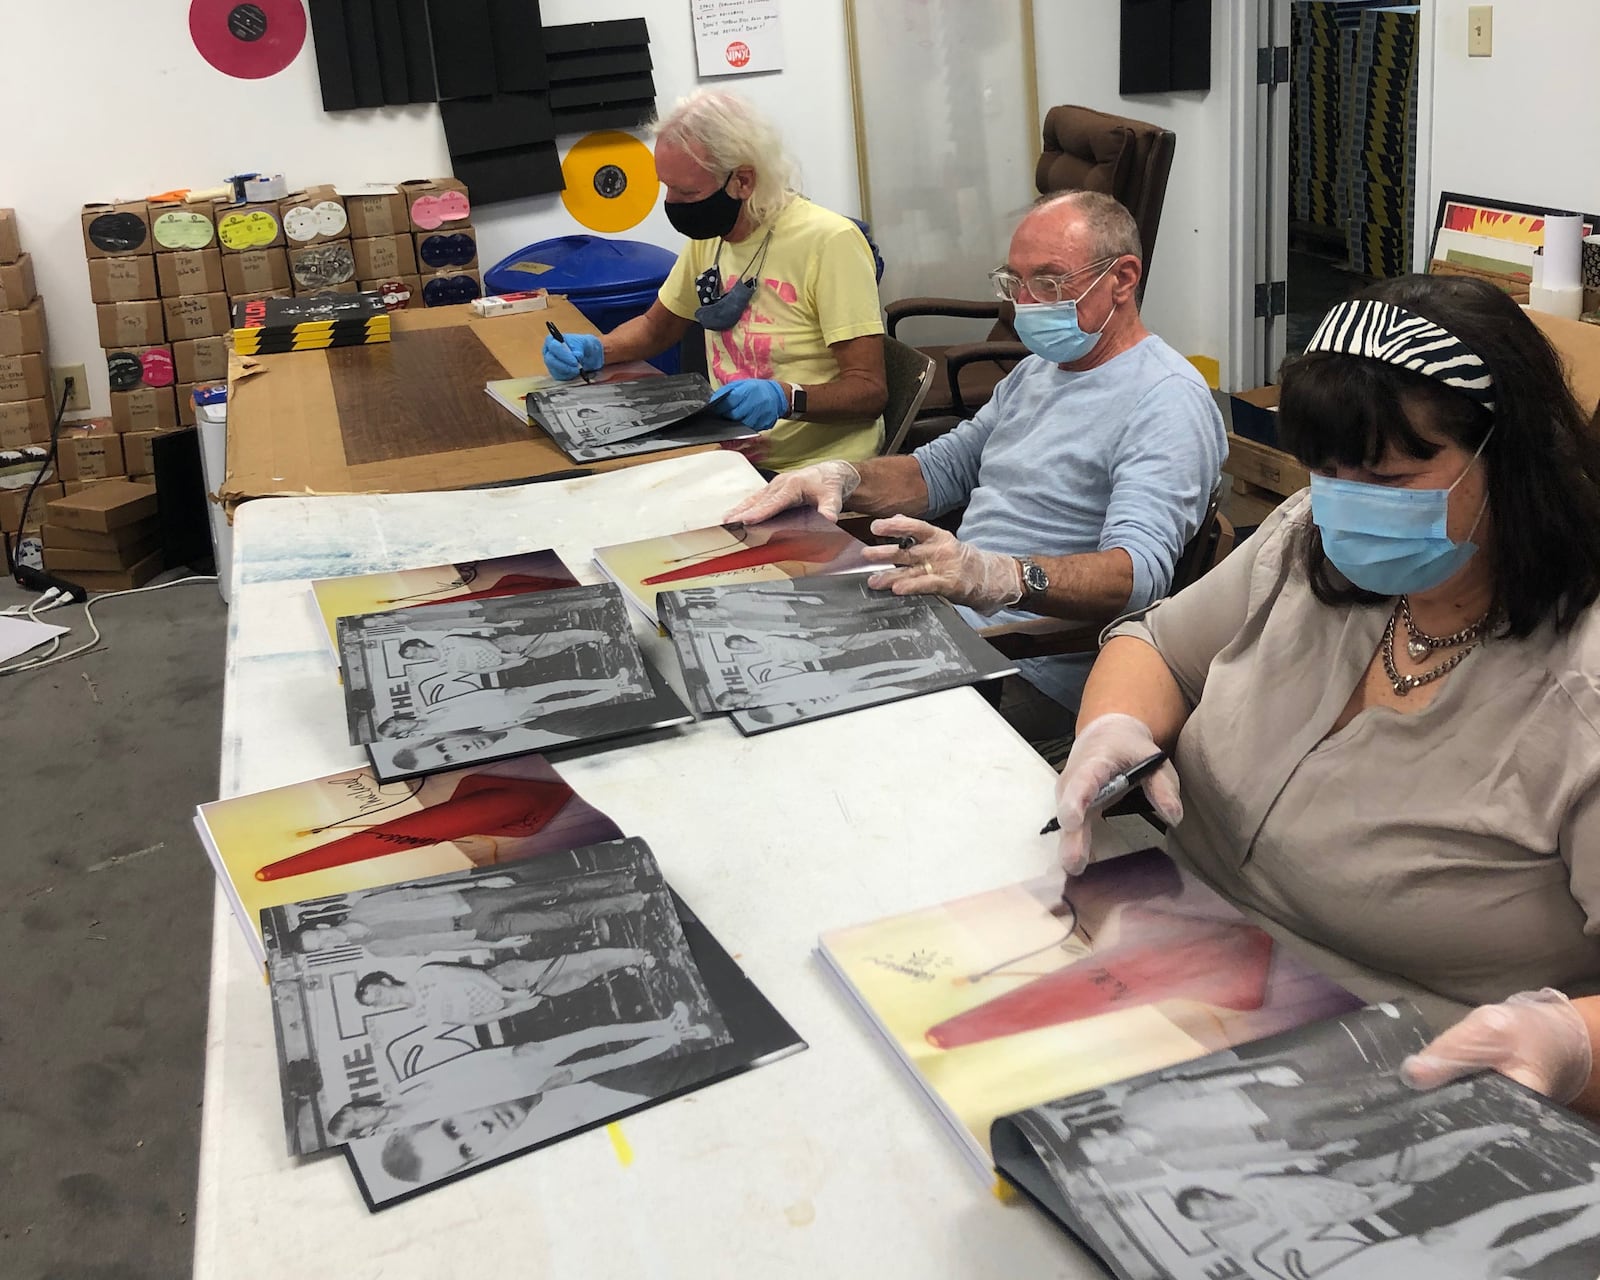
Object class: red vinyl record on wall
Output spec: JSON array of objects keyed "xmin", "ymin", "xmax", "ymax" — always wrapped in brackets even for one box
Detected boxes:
[{"xmin": 189, "ymin": 0, "xmax": 307, "ymax": 80}]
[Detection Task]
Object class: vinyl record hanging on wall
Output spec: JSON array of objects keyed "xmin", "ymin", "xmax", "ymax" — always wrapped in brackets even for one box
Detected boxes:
[
  {"xmin": 560, "ymin": 131, "xmax": 657, "ymax": 233},
  {"xmin": 190, "ymin": 0, "xmax": 308, "ymax": 80}
]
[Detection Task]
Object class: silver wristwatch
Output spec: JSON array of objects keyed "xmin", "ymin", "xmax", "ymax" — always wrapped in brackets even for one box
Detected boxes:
[{"xmin": 1016, "ymin": 556, "xmax": 1049, "ymax": 601}]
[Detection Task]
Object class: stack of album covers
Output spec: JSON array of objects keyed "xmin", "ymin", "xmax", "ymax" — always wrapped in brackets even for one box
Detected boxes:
[
  {"xmin": 656, "ymin": 575, "xmax": 1017, "ymax": 734},
  {"xmin": 263, "ymin": 838, "xmax": 805, "ymax": 1210},
  {"xmin": 335, "ymin": 581, "xmax": 691, "ymax": 781},
  {"xmin": 231, "ymin": 292, "xmax": 392, "ymax": 354},
  {"xmin": 526, "ymin": 373, "xmax": 755, "ymax": 464},
  {"xmin": 990, "ymin": 1001, "xmax": 1600, "ymax": 1280},
  {"xmin": 194, "ymin": 753, "xmax": 623, "ymax": 967}
]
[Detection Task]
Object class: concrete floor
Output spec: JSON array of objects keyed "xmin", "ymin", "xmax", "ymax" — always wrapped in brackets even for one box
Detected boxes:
[{"xmin": 0, "ymin": 571, "xmax": 225, "ymax": 1280}]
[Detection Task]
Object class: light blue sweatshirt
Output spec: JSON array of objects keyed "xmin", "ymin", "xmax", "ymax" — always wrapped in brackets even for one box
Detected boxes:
[{"xmin": 914, "ymin": 335, "xmax": 1226, "ymax": 710}]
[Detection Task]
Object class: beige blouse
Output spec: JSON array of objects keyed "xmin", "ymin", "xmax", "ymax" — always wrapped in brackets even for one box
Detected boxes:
[{"xmin": 1111, "ymin": 491, "xmax": 1600, "ymax": 1021}]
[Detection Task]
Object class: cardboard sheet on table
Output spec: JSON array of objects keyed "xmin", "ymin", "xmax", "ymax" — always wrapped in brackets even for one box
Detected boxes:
[{"xmin": 221, "ymin": 300, "xmax": 712, "ymax": 509}]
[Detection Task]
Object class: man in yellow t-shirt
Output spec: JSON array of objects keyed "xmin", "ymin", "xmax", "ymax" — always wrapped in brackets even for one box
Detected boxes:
[{"xmin": 542, "ymin": 89, "xmax": 887, "ymax": 472}]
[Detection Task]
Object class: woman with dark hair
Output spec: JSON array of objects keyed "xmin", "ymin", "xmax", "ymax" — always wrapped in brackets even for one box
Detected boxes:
[{"xmin": 1048, "ymin": 275, "xmax": 1600, "ymax": 1117}]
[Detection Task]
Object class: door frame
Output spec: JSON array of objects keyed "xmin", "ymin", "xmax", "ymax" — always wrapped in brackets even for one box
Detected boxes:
[{"xmin": 1226, "ymin": 0, "xmax": 1437, "ymax": 391}]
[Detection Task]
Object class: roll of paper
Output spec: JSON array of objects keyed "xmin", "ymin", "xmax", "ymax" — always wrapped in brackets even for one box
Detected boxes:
[
  {"xmin": 1529, "ymin": 282, "xmax": 1583, "ymax": 320},
  {"xmin": 1542, "ymin": 212, "xmax": 1584, "ymax": 290}
]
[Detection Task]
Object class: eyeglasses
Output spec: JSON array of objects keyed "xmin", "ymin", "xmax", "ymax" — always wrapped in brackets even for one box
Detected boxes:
[{"xmin": 988, "ymin": 255, "xmax": 1119, "ymax": 304}]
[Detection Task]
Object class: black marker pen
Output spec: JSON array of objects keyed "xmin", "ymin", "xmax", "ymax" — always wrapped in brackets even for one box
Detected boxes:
[
  {"xmin": 1040, "ymin": 751, "xmax": 1167, "ymax": 834},
  {"xmin": 545, "ymin": 319, "xmax": 593, "ymax": 383}
]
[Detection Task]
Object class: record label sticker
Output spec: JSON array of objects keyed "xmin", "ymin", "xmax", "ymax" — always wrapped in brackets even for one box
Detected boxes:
[
  {"xmin": 417, "ymin": 232, "xmax": 476, "ymax": 269},
  {"xmin": 422, "ymin": 274, "xmax": 481, "ymax": 307},
  {"xmin": 410, "ymin": 190, "xmax": 471, "ymax": 230},
  {"xmin": 284, "ymin": 200, "xmax": 348, "ymax": 242},
  {"xmin": 291, "ymin": 244, "xmax": 356, "ymax": 288},
  {"xmin": 374, "ymin": 280, "xmax": 412, "ymax": 311},
  {"xmin": 189, "ymin": 0, "xmax": 306, "ymax": 80},
  {"xmin": 106, "ymin": 351, "xmax": 144, "ymax": 392},
  {"xmin": 141, "ymin": 348, "xmax": 176, "ymax": 387},
  {"xmin": 218, "ymin": 210, "xmax": 280, "ymax": 249},
  {"xmin": 153, "ymin": 210, "xmax": 216, "ymax": 250},
  {"xmin": 88, "ymin": 212, "xmax": 149, "ymax": 254},
  {"xmin": 560, "ymin": 132, "xmax": 658, "ymax": 233}
]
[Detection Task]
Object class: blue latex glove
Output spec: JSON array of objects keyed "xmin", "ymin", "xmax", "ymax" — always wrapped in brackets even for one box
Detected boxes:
[
  {"xmin": 707, "ymin": 379, "xmax": 789, "ymax": 431},
  {"xmin": 542, "ymin": 333, "xmax": 603, "ymax": 381}
]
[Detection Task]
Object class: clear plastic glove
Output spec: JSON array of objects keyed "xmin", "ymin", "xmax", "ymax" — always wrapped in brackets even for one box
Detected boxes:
[
  {"xmin": 724, "ymin": 459, "xmax": 861, "ymax": 523},
  {"xmin": 859, "ymin": 516, "xmax": 1024, "ymax": 612},
  {"xmin": 707, "ymin": 378, "xmax": 788, "ymax": 431},
  {"xmin": 542, "ymin": 333, "xmax": 603, "ymax": 380},
  {"xmin": 1052, "ymin": 713, "xmax": 1183, "ymax": 875},
  {"xmin": 1401, "ymin": 988, "xmax": 1594, "ymax": 1103}
]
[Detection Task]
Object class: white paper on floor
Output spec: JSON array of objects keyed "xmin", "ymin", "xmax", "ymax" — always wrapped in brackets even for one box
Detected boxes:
[{"xmin": 0, "ymin": 614, "xmax": 68, "ymax": 663}]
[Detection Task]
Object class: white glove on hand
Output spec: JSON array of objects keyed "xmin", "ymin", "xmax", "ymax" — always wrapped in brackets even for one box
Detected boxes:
[
  {"xmin": 1401, "ymin": 988, "xmax": 1594, "ymax": 1103},
  {"xmin": 1052, "ymin": 713, "xmax": 1183, "ymax": 876},
  {"xmin": 860, "ymin": 516, "xmax": 1024, "ymax": 613},
  {"xmin": 723, "ymin": 460, "xmax": 862, "ymax": 523}
]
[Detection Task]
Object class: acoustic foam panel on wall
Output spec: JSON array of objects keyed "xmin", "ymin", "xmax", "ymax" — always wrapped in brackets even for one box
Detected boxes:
[
  {"xmin": 310, "ymin": 0, "xmax": 436, "ymax": 108},
  {"xmin": 490, "ymin": 0, "xmax": 548, "ymax": 93},
  {"xmin": 440, "ymin": 93, "xmax": 558, "ymax": 155},
  {"xmin": 428, "ymin": 0, "xmax": 496, "ymax": 98},
  {"xmin": 450, "ymin": 145, "xmax": 566, "ymax": 206}
]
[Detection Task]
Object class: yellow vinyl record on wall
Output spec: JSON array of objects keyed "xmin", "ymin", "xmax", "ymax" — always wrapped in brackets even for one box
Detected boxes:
[{"xmin": 561, "ymin": 132, "xmax": 658, "ymax": 233}]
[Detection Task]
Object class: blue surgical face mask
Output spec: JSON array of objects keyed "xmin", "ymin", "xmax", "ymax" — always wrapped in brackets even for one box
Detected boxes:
[
  {"xmin": 1309, "ymin": 429, "xmax": 1494, "ymax": 596},
  {"xmin": 1011, "ymin": 259, "xmax": 1117, "ymax": 364}
]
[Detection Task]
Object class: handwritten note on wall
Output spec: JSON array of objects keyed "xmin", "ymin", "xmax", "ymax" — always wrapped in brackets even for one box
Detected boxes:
[{"xmin": 691, "ymin": 0, "xmax": 784, "ymax": 77}]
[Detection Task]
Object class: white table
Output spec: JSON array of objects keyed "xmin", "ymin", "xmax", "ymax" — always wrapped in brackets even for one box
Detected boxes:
[{"xmin": 196, "ymin": 451, "xmax": 1154, "ymax": 1279}]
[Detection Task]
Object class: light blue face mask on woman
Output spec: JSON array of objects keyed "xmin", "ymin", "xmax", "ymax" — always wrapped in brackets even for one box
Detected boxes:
[
  {"xmin": 1011, "ymin": 259, "xmax": 1118, "ymax": 364},
  {"xmin": 1309, "ymin": 428, "xmax": 1494, "ymax": 596}
]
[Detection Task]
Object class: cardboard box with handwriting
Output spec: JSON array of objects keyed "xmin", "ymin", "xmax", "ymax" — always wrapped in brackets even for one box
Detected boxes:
[
  {"xmin": 0, "ymin": 298, "xmax": 47, "ymax": 357},
  {"xmin": 109, "ymin": 387, "xmax": 178, "ymax": 433},
  {"xmin": 158, "ymin": 248, "xmax": 227, "ymax": 297},
  {"xmin": 96, "ymin": 300, "xmax": 165, "ymax": 348}
]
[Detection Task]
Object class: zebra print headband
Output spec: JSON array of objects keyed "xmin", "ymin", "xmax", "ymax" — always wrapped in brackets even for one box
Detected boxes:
[{"xmin": 1304, "ymin": 299, "xmax": 1496, "ymax": 412}]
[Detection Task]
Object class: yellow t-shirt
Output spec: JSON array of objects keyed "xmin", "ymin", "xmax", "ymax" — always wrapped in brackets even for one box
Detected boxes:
[{"xmin": 658, "ymin": 197, "xmax": 885, "ymax": 471}]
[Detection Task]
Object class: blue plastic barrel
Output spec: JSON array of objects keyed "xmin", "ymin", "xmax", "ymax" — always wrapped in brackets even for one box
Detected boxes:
[{"xmin": 484, "ymin": 234, "xmax": 683, "ymax": 373}]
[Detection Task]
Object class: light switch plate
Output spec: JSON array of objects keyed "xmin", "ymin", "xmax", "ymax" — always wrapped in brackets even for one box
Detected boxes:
[{"xmin": 1468, "ymin": 5, "xmax": 1493, "ymax": 56}]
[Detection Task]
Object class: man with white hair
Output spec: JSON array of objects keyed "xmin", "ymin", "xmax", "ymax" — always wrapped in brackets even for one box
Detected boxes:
[
  {"xmin": 727, "ymin": 191, "xmax": 1226, "ymax": 718},
  {"xmin": 543, "ymin": 89, "xmax": 887, "ymax": 471}
]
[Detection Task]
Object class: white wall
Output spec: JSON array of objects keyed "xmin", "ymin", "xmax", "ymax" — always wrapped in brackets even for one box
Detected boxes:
[
  {"xmin": 1423, "ymin": 1, "xmax": 1600, "ymax": 240},
  {"xmin": 1, "ymin": 0, "xmax": 860, "ymax": 417},
  {"xmin": 1032, "ymin": 0, "xmax": 1235, "ymax": 372}
]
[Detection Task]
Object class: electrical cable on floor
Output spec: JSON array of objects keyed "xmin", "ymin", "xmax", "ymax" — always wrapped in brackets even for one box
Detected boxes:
[
  {"xmin": 0, "ymin": 574, "xmax": 220, "ymax": 677},
  {"xmin": 6, "ymin": 378, "xmax": 72, "ymax": 578}
]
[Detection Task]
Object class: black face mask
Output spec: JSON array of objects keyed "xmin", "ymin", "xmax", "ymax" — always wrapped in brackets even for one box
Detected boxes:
[{"xmin": 665, "ymin": 172, "xmax": 744, "ymax": 240}]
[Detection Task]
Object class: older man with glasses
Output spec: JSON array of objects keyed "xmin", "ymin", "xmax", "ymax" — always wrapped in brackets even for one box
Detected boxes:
[{"xmin": 729, "ymin": 190, "xmax": 1226, "ymax": 724}]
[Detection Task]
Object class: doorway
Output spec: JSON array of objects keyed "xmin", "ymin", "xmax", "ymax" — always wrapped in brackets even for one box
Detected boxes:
[{"xmin": 1229, "ymin": 0, "xmax": 1431, "ymax": 386}]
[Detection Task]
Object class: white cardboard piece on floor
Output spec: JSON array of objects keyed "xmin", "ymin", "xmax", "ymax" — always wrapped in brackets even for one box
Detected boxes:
[{"xmin": 0, "ymin": 613, "xmax": 67, "ymax": 663}]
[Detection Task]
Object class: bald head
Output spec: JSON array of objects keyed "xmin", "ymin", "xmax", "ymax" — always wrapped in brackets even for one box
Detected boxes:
[{"xmin": 1022, "ymin": 191, "xmax": 1142, "ymax": 266}]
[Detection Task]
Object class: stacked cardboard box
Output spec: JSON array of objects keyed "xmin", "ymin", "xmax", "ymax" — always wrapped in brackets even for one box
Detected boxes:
[
  {"xmin": 149, "ymin": 197, "xmax": 230, "ymax": 431},
  {"xmin": 0, "ymin": 207, "xmax": 54, "ymax": 557},
  {"xmin": 83, "ymin": 199, "xmax": 180, "ymax": 439},
  {"xmin": 400, "ymin": 179, "xmax": 482, "ymax": 307},
  {"xmin": 348, "ymin": 187, "xmax": 423, "ymax": 310},
  {"xmin": 41, "ymin": 479, "xmax": 162, "ymax": 592},
  {"xmin": 281, "ymin": 185, "xmax": 358, "ymax": 301}
]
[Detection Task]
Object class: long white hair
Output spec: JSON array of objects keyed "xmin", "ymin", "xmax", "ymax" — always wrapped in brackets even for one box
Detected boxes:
[{"xmin": 652, "ymin": 90, "xmax": 798, "ymax": 226}]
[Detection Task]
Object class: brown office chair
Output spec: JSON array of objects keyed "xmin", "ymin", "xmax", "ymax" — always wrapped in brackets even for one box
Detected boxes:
[
  {"xmin": 979, "ymin": 483, "xmax": 1232, "ymax": 662},
  {"xmin": 885, "ymin": 105, "xmax": 1178, "ymax": 438}
]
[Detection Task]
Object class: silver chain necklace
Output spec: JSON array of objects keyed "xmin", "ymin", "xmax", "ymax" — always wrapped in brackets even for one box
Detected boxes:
[{"xmin": 1381, "ymin": 596, "xmax": 1492, "ymax": 696}]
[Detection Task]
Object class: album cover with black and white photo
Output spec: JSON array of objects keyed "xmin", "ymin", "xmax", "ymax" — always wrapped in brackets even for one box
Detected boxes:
[
  {"xmin": 656, "ymin": 575, "xmax": 1016, "ymax": 724},
  {"xmin": 344, "ymin": 884, "xmax": 807, "ymax": 1210},
  {"xmin": 526, "ymin": 374, "xmax": 754, "ymax": 463},
  {"xmin": 992, "ymin": 1001, "xmax": 1600, "ymax": 1280},
  {"xmin": 262, "ymin": 838, "xmax": 729, "ymax": 1162},
  {"xmin": 365, "ymin": 659, "xmax": 692, "ymax": 783},
  {"xmin": 337, "ymin": 582, "xmax": 686, "ymax": 773}
]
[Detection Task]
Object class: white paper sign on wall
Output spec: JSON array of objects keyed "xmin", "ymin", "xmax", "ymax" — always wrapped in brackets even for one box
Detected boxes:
[{"xmin": 691, "ymin": 0, "xmax": 785, "ymax": 77}]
